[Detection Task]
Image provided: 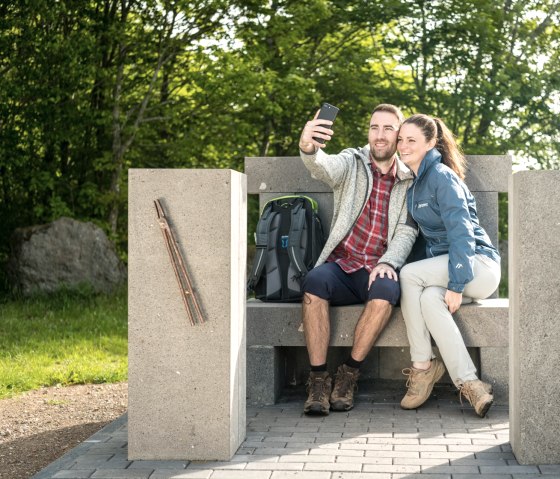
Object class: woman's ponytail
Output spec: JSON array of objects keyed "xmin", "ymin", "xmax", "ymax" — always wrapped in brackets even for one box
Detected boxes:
[{"xmin": 433, "ymin": 117, "xmax": 466, "ymax": 180}]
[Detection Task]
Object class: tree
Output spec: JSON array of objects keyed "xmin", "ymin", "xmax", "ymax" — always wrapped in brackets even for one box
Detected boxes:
[{"xmin": 381, "ymin": 0, "xmax": 560, "ymax": 167}]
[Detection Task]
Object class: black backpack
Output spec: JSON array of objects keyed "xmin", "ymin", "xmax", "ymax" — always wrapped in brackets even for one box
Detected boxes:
[{"xmin": 247, "ymin": 195, "xmax": 326, "ymax": 302}]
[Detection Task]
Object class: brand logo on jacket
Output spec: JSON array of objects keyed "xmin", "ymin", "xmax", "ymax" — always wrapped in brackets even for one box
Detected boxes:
[
  {"xmin": 417, "ymin": 202, "xmax": 428, "ymax": 208},
  {"xmin": 455, "ymin": 263, "xmax": 463, "ymax": 269}
]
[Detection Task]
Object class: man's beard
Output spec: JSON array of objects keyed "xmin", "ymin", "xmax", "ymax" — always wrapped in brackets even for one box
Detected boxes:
[{"xmin": 370, "ymin": 144, "xmax": 396, "ymax": 162}]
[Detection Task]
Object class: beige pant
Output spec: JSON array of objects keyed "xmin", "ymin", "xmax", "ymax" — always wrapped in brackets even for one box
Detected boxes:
[{"xmin": 400, "ymin": 254, "xmax": 501, "ymax": 386}]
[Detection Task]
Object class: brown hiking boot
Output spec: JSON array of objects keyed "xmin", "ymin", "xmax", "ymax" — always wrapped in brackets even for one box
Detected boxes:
[
  {"xmin": 459, "ymin": 379, "xmax": 494, "ymax": 417},
  {"xmin": 400, "ymin": 358, "xmax": 446, "ymax": 410},
  {"xmin": 330, "ymin": 364, "xmax": 360, "ymax": 411},
  {"xmin": 304, "ymin": 371, "xmax": 332, "ymax": 415}
]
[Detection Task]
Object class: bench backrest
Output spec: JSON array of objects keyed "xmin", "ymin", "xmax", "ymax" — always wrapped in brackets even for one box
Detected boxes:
[{"xmin": 245, "ymin": 155, "xmax": 511, "ymax": 253}]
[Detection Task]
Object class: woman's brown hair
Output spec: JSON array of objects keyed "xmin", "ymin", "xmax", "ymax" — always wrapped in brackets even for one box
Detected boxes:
[{"xmin": 402, "ymin": 114, "xmax": 466, "ymax": 179}]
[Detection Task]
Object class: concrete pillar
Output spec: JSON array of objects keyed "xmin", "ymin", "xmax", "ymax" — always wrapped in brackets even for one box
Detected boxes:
[
  {"xmin": 128, "ymin": 169, "xmax": 246, "ymax": 460},
  {"xmin": 247, "ymin": 345, "xmax": 281, "ymax": 405},
  {"xmin": 509, "ymin": 170, "xmax": 560, "ymax": 464}
]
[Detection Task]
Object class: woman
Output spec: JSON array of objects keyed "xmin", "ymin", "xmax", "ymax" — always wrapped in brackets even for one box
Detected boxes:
[{"xmin": 397, "ymin": 114, "xmax": 501, "ymax": 417}]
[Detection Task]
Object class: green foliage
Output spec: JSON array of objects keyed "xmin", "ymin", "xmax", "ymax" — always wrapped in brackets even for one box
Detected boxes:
[
  {"xmin": 0, "ymin": 0, "xmax": 558, "ymax": 292},
  {"xmin": 0, "ymin": 287, "xmax": 127, "ymax": 398}
]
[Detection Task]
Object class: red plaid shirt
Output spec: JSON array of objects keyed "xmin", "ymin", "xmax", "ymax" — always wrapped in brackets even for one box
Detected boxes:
[{"xmin": 327, "ymin": 159, "xmax": 397, "ymax": 273}]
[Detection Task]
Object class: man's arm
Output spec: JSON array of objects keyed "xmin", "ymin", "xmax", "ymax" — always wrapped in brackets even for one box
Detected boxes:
[
  {"xmin": 378, "ymin": 205, "xmax": 418, "ymax": 270},
  {"xmin": 298, "ymin": 111, "xmax": 353, "ymax": 189}
]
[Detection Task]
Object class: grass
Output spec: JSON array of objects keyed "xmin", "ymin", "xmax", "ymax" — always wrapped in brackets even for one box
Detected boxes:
[{"xmin": 0, "ymin": 286, "xmax": 127, "ymax": 399}]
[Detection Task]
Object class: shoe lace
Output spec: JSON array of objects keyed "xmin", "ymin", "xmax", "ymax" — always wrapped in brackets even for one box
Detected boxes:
[
  {"xmin": 307, "ymin": 377, "xmax": 327, "ymax": 402},
  {"xmin": 402, "ymin": 368, "xmax": 419, "ymax": 396},
  {"xmin": 334, "ymin": 370, "xmax": 358, "ymax": 397},
  {"xmin": 458, "ymin": 382, "xmax": 473, "ymax": 407}
]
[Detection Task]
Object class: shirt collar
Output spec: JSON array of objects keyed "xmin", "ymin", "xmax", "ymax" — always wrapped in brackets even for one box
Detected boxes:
[{"xmin": 369, "ymin": 155, "xmax": 397, "ymax": 179}]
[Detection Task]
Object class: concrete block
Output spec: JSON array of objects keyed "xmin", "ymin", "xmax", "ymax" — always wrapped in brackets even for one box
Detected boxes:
[
  {"xmin": 247, "ymin": 346, "xmax": 281, "ymax": 405},
  {"xmin": 128, "ymin": 169, "xmax": 247, "ymax": 460},
  {"xmin": 246, "ymin": 299, "xmax": 509, "ymax": 348},
  {"xmin": 245, "ymin": 155, "xmax": 511, "ymax": 194},
  {"xmin": 480, "ymin": 347, "xmax": 508, "ymax": 406},
  {"xmin": 378, "ymin": 347, "xmax": 410, "ymax": 380},
  {"xmin": 472, "ymin": 192, "xmax": 498, "ymax": 251},
  {"xmin": 509, "ymin": 170, "xmax": 560, "ymax": 464},
  {"xmin": 464, "ymin": 155, "xmax": 511, "ymax": 193}
]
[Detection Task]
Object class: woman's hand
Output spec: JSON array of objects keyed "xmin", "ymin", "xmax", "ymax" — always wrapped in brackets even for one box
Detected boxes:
[{"xmin": 444, "ymin": 289, "xmax": 462, "ymax": 314}]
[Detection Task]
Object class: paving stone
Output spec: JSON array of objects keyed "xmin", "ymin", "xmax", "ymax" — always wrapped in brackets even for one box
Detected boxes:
[
  {"xmin": 393, "ymin": 457, "xmax": 448, "ymax": 466},
  {"xmin": 128, "ymin": 460, "xmax": 188, "ymax": 469},
  {"xmin": 362, "ymin": 464, "xmax": 421, "ymax": 473},
  {"xmin": 392, "ymin": 475, "xmax": 451, "ymax": 479},
  {"xmin": 420, "ymin": 452, "xmax": 473, "ymax": 460},
  {"xmin": 539, "ymin": 465, "xmax": 560, "ymax": 475},
  {"xmin": 209, "ymin": 472, "xmax": 272, "ymax": 479},
  {"xmin": 303, "ymin": 463, "xmax": 362, "ymax": 472},
  {"xmin": 30, "ymin": 400, "xmax": 560, "ymax": 479},
  {"xmin": 187, "ymin": 461, "xmax": 246, "ymax": 470},
  {"xmin": 475, "ymin": 452, "xmax": 516, "ymax": 460},
  {"xmin": 252, "ymin": 448, "xmax": 308, "ymax": 455},
  {"xmin": 480, "ymin": 466, "xmax": 541, "ymax": 474},
  {"xmin": 394, "ymin": 445, "xmax": 447, "ymax": 452},
  {"xmin": 339, "ymin": 443, "xmax": 392, "ymax": 451},
  {"xmin": 452, "ymin": 475, "xmax": 514, "ymax": 479},
  {"xmin": 278, "ymin": 455, "xmax": 334, "ymax": 463},
  {"xmin": 245, "ymin": 463, "xmax": 304, "ymax": 471},
  {"xmin": 364, "ymin": 450, "xmax": 419, "ymax": 459},
  {"xmin": 419, "ymin": 465, "xmax": 480, "ymax": 474},
  {"xmin": 330, "ymin": 473, "xmax": 392, "ymax": 479},
  {"xmin": 232, "ymin": 455, "xmax": 279, "ymax": 462},
  {"xmin": 308, "ymin": 449, "xmax": 363, "ymax": 457},
  {"xmin": 150, "ymin": 470, "xmax": 212, "ymax": 479},
  {"xmin": 271, "ymin": 473, "xmax": 331, "ymax": 479},
  {"xmin": 52, "ymin": 471, "xmax": 95, "ymax": 479},
  {"xmin": 334, "ymin": 456, "xmax": 392, "ymax": 465},
  {"xmin": 91, "ymin": 470, "xmax": 154, "ymax": 479}
]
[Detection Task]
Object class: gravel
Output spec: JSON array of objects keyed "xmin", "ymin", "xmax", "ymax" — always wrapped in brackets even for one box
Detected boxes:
[{"xmin": 0, "ymin": 382, "xmax": 128, "ymax": 479}]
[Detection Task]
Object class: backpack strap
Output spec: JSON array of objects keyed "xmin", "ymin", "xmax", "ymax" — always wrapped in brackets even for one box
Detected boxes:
[
  {"xmin": 247, "ymin": 205, "xmax": 277, "ymax": 292},
  {"xmin": 287, "ymin": 202, "xmax": 308, "ymax": 279}
]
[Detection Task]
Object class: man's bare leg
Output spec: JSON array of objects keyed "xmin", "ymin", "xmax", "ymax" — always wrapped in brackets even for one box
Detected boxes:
[
  {"xmin": 302, "ymin": 292, "xmax": 332, "ymax": 415},
  {"xmin": 302, "ymin": 292, "xmax": 330, "ymax": 365},
  {"xmin": 351, "ymin": 299, "xmax": 392, "ymax": 361}
]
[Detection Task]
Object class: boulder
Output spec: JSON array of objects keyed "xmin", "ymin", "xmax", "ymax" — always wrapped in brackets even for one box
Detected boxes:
[{"xmin": 8, "ymin": 217, "xmax": 126, "ymax": 295}]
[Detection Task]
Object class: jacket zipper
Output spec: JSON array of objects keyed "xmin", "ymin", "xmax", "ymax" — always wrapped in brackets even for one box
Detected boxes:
[{"xmin": 410, "ymin": 180, "xmax": 431, "ymax": 248}]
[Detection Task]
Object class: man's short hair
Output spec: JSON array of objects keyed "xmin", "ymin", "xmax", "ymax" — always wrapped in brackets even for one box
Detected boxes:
[{"xmin": 372, "ymin": 104, "xmax": 404, "ymax": 124}]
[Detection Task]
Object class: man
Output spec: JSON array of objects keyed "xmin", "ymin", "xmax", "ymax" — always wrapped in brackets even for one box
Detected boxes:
[{"xmin": 298, "ymin": 104, "xmax": 417, "ymax": 415}]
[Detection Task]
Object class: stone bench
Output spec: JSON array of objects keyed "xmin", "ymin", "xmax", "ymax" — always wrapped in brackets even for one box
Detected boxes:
[{"xmin": 245, "ymin": 155, "xmax": 511, "ymax": 406}]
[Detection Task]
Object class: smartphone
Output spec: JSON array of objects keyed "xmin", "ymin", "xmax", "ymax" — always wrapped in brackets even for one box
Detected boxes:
[{"xmin": 313, "ymin": 103, "xmax": 339, "ymax": 144}]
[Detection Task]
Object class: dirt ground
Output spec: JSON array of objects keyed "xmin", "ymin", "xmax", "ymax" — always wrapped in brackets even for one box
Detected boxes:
[{"xmin": 0, "ymin": 382, "xmax": 128, "ymax": 479}]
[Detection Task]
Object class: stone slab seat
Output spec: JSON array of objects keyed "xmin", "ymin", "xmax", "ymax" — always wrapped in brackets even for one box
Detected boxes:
[
  {"xmin": 245, "ymin": 155, "xmax": 511, "ymax": 407},
  {"xmin": 247, "ymin": 299, "xmax": 509, "ymax": 348}
]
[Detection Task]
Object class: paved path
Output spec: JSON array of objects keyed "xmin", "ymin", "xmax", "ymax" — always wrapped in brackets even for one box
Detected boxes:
[{"xmin": 33, "ymin": 389, "xmax": 560, "ymax": 479}]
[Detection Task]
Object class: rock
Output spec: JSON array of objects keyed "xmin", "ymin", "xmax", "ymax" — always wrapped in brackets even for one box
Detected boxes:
[{"xmin": 8, "ymin": 217, "xmax": 126, "ymax": 295}]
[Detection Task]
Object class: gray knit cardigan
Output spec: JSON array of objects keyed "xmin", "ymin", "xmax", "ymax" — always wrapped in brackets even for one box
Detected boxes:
[{"xmin": 300, "ymin": 144, "xmax": 417, "ymax": 269}]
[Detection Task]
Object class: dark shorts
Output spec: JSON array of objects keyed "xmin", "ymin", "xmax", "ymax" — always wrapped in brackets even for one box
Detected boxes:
[{"xmin": 302, "ymin": 262, "xmax": 401, "ymax": 306}]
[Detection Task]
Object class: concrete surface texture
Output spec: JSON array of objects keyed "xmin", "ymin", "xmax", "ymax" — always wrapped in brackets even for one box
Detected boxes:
[
  {"xmin": 509, "ymin": 170, "xmax": 560, "ymax": 464},
  {"xmin": 128, "ymin": 169, "xmax": 247, "ymax": 460}
]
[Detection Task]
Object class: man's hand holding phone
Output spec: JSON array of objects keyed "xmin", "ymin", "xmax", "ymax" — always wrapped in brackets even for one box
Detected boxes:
[{"xmin": 299, "ymin": 103, "xmax": 339, "ymax": 154}]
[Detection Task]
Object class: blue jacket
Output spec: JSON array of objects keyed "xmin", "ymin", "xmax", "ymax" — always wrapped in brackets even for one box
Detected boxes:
[{"xmin": 407, "ymin": 148, "xmax": 500, "ymax": 293}]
